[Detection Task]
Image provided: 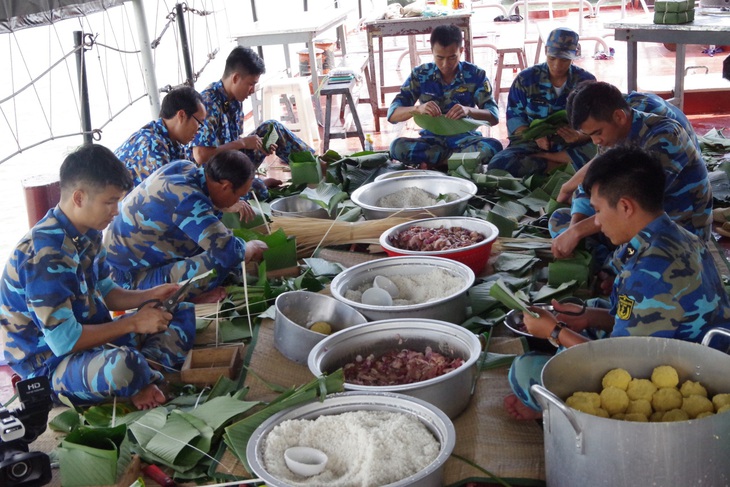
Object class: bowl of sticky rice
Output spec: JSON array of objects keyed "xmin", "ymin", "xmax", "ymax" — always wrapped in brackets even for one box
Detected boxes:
[
  {"xmin": 329, "ymin": 256, "xmax": 475, "ymax": 324},
  {"xmin": 350, "ymin": 175, "xmax": 477, "ymax": 220}
]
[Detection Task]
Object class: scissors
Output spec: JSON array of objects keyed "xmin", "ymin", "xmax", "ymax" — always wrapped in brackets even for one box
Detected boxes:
[
  {"xmin": 555, "ymin": 296, "xmax": 588, "ymax": 316},
  {"xmin": 139, "ymin": 275, "xmax": 196, "ymax": 313}
]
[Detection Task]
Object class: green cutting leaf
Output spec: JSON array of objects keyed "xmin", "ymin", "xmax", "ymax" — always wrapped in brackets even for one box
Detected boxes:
[
  {"xmin": 489, "ymin": 279, "xmax": 539, "ymax": 317},
  {"xmin": 49, "ymin": 409, "xmax": 81, "ymax": 433},
  {"xmin": 300, "ymin": 181, "xmax": 348, "ymax": 214},
  {"xmin": 303, "ymin": 257, "xmax": 346, "ymax": 276},
  {"xmin": 530, "ymin": 280, "xmax": 578, "ymax": 303},
  {"xmin": 413, "ymin": 114, "xmax": 485, "ymax": 136},
  {"xmin": 492, "ymin": 252, "xmax": 540, "ymax": 274}
]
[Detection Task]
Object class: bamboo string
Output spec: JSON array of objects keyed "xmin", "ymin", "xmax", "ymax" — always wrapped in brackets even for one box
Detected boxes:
[
  {"xmin": 310, "ymin": 205, "xmax": 347, "ymax": 257},
  {"xmin": 242, "ymin": 263, "xmax": 254, "ymax": 339},
  {"xmin": 250, "ymin": 190, "xmax": 271, "ymax": 234}
]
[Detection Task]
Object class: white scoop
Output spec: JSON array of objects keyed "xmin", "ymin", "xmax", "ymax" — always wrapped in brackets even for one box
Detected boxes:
[
  {"xmin": 361, "ymin": 287, "xmax": 393, "ymax": 306},
  {"xmin": 284, "ymin": 446, "xmax": 328, "ymax": 477},
  {"xmin": 373, "ymin": 275, "xmax": 399, "ymax": 298}
]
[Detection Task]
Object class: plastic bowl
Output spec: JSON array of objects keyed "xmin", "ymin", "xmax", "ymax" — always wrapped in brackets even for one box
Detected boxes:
[
  {"xmin": 350, "ymin": 175, "xmax": 477, "ymax": 220},
  {"xmin": 274, "ymin": 291, "xmax": 367, "ymax": 365},
  {"xmin": 379, "ymin": 216, "xmax": 499, "ymax": 275},
  {"xmin": 270, "ymin": 195, "xmax": 332, "ymax": 219},
  {"xmin": 308, "ymin": 319, "xmax": 483, "ymax": 419},
  {"xmin": 329, "ymin": 256, "xmax": 475, "ymax": 324},
  {"xmin": 247, "ymin": 392, "xmax": 456, "ymax": 487}
]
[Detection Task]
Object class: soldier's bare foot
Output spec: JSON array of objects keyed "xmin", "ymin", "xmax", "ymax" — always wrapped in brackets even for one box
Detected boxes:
[
  {"xmin": 190, "ymin": 287, "xmax": 226, "ymax": 304},
  {"xmin": 132, "ymin": 384, "xmax": 167, "ymax": 410},
  {"xmin": 504, "ymin": 393, "xmax": 543, "ymax": 421}
]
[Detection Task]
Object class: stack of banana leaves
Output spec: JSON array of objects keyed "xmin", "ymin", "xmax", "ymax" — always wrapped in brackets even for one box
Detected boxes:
[{"xmin": 513, "ymin": 110, "xmax": 569, "ymax": 143}]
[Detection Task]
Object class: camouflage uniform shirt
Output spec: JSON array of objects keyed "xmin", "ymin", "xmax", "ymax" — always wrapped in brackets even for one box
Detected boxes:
[
  {"xmin": 610, "ymin": 213, "xmax": 730, "ymax": 341},
  {"xmin": 115, "ymin": 118, "xmax": 190, "ymax": 187},
  {"xmin": 505, "ymin": 63, "xmax": 595, "ymax": 135},
  {"xmin": 104, "ymin": 160, "xmax": 246, "ymax": 285},
  {"xmin": 387, "ymin": 61, "xmax": 499, "ymax": 126},
  {"xmin": 0, "ymin": 207, "xmax": 117, "ymax": 377}
]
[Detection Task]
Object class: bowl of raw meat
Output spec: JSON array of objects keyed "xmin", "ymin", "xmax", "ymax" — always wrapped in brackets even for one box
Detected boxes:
[
  {"xmin": 350, "ymin": 175, "xmax": 477, "ymax": 220},
  {"xmin": 308, "ymin": 319, "xmax": 483, "ymax": 419},
  {"xmin": 380, "ymin": 216, "xmax": 499, "ymax": 275}
]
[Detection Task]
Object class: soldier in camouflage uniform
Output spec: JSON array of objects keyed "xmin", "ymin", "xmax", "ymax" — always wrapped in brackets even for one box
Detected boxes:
[
  {"xmin": 387, "ymin": 25, "xmax": 502, "ymax": 168},
  {"xmin": 549, "ymin": 87, "xmax": 704, "ymax": 261},
  {"xmin": 115, "ymin": 87, "xmax": 205, "ymax": 187},
  {"xmin": 191, "ymin": 46, "xmax": 315, "ymax": 199},
  {"xmin": 0, "ymin": 145, "xmax": 195, "ymax": 409},
  {"xmin": 550, "ymin": 81, "xmax": 711, "ymax": 262},
  {"xmin": 504, "ymin": 146, "xmax": 730, "ymax": 420},
  {"xmin": 488, "ymin": 28, "xmax": 597, "ymax": 177},
  {"xmin": 103, "ymin": 151, "xmax": 267, "ymax": 299}
]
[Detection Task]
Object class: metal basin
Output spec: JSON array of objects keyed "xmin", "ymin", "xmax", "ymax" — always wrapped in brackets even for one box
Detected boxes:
[
  {"xmin": 329, "ymin": 256, "xmax": 475, "ymax": 324},
  {"xmin": 246, "ymin": 391, "xmax": 456, "ymax": 487},
  {"xmin": 532, "ymin": 330, "xmax": 730, "ymax": 487},
  {"xmin": 350, "ymin": 175, "xmax": 477, "ymax": 220},
  {"xmin": 274, "ymin": 291, "xmax": 367, "ymax": 365},
  {"xmin": 308, "ymin": 319, "xmax": 482, "ymax": 419},
  {"xmin": 270, "ymin": 194, "xmax": 332, "ymax": 219},
  {"xmin": 374, "ymin": 169, "xmax": 445, "ymax": 181},
  {"xmin": 379, "ymin": 216, "xmax": 499, "ymax": 275}
]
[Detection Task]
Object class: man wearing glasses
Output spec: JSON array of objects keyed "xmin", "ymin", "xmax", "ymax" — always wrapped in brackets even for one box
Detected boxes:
[{"xmin": 115, "ymin": 86, "xmax": 206, "ymax": 187}]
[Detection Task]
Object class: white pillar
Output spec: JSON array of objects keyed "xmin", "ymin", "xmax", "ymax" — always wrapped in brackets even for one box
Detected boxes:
[{"xmin": 131, "ymin": 0, "xmax": 161, "ymax": 117}]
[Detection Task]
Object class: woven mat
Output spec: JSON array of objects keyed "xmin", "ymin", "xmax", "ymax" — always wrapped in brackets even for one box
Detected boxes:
[{"xmin": 242, "ymin": 319, "xmax": 546, "ymax": 485}]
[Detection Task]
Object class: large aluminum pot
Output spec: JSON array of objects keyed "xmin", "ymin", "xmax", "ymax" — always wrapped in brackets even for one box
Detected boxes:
[
  {"xmin": 308, "ymin": 318, "xmax": 482, "ymax": 419},
  {"xmin": 350, "ymin": 175, "xmax": 477, "ymax": 220},
  {"xmin": 532, "ymin": 329, "xmax": 730, "ymax": 487},
  {"xmin": 329, "ymin": 256, "xmax": 475, "ymax": 324},
  {"xmin": 246, "ymin": 391, "xmax": 456, "ymax": 487},
  {"xmin": 274, "ymin": 291, "xmax": 367, "ymax": 364}
]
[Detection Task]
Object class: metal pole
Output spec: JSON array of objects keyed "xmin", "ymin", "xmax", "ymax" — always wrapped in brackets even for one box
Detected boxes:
[
  {"xmin": 250, "ymin": 0, "xmax": 263, "ymax": 58},
  {"xmin": 74, "ymin": 31, "xmax": 92, "ymax": 145},
  {"xmin": 175, "ymin": 3, "xmax": 195, "ymax": 87},
  {"xmin": 131, "ymin": 0, "xmax": 160, "ymax": 117}
]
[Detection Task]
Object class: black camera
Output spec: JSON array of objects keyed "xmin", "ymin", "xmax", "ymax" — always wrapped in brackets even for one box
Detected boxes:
[{"xmin": 0, "ymin": 376, "xmax": 53, "ymax": 487}]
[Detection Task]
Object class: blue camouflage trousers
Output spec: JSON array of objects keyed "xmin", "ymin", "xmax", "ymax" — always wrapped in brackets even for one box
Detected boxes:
[
  {"xmin": 389, "ymin": 131, "xmax": 503, "ymax": 167},
  {"xmin": 243, "ymin": 120, "xmax": 315, "ymax": 199},
  {"xmin": 488, "ymin": 140, "xmax": 596, "ymax": 177},
  {"xmin": 50, "ymin": 304, "xmax": 195, "ymax": 406},
  {"xmin": 111, "ymin": 252, "xmax": 233, "ymax": 294}
]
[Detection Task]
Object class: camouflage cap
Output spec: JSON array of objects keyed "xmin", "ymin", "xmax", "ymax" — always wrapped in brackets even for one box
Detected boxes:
[{"xmin": 545, "ymin": 27, "xmax": 579, "ymax": 60}]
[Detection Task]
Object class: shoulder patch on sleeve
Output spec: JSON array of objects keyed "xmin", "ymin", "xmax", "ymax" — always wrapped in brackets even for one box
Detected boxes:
[{"xmin": 617, "ymin": 295, "xmax": 635, "ymax": 321}]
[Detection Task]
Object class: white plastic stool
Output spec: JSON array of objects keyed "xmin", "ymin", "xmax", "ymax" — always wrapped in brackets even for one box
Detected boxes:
[{"xmin": 261, "ymin": 77, "xmax": 321, "ymax": 149}]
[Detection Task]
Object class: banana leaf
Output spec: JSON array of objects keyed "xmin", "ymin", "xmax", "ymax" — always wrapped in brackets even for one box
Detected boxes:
[
  {"xmin": 303, "ymin": 257, "xmax": 346, "ymax": 276},
  {"xmin": 221, "ymin": 207, "xmax": 266, "ymax": 230},
  {"xmin": 486, "ymin": 210, "xmax": 516, "ymax": 238},
  {"xmin": 299, "ymin": 181, "xmax": 348, "ymax": 215},
  {"xmin": 467, "ymin": 281, "xmax": 501, "ymax": 316},
  {"xmin": 49, "ymin": 408, "xmax": 80, "ymax": 433},
  {"xmin": 262, "ymin": 124, "xmax": 279, "ymax": 151},
  {"xmin": 222, "ymin": 369, "xmax": 345, "ymax": 473},
  {"xmin": 83, "ymin": 403, "xmax": 137, "ymax": 427},
  {"xmin": 58, "ymin": 424, "xmax": 131, "ymax": 487},
  {"xmin": 530, "ymin": 280, "xmax": 578, "ymax": 303},
  {"xmin": 492, "ymin": 251, "xmax": 540, "ymax": 274},
  {"xmin": 219, "ymin": 318, "xmax": 253, "ymax": 342},
  {"xmin": 413, "ymin": 114, "xmax": 485, "ymax": 136},
  {"xmin": 542, "ymin": 171, "xmax": 572, "ymax": 200},
  {"xmin": 289, "ymin": 151, "xmax": 321, "ymax": 186},
  {"xmin": 545, "ymin": 197, "xmax": 569, "ymax": 215},
  {"xmin": 489, "ymin": 279, "xmax": 539, "ymax": 318},
  {"xmin": 324, "ymin": 152, "xmax": 392, "ymax": 192},
  {"xmin": 142, "ymin": 410, "xmax": 214, "ymax": 470},
  {"xmin": 548, "ymin": 250, "xmax": 592, "ymax": 287},
  {"xmin": 518, "ymin": 188, "xmax": 551, "ymax": 213}
]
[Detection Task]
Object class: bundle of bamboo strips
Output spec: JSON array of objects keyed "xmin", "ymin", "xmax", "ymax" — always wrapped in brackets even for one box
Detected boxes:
[{"xmin": 270, "ymin": 215, "xmax": 413, "ymax": 256}]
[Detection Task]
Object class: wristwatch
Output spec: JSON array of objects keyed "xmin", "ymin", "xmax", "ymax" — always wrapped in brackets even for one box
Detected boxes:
[{"xmin": 548, "ymin": 321, "xmax": 566, "ymax": 348}]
